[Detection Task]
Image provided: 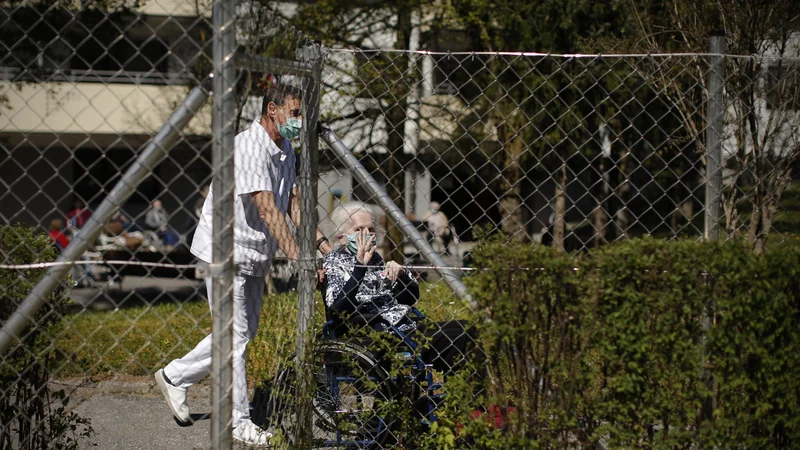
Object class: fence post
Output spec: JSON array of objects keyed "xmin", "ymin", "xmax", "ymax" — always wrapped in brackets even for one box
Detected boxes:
[
  {"xmin": 295, "ymin": 42, "xmax": 323, "ymax": 446},
  {"xmin": 701, "ymin": 31, "xmax": 724, "ymax": 426},
  {"xmin": 210, "ymin": 0, "xmax": 236, "ymax": 448},
  {"xmin": 704, "ymin": 33, "xmax": 725, "ymax": 241}
]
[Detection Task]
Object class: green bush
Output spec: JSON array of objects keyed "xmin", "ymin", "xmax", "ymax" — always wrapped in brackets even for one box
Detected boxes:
[
  {"xmin": 430, "ymin": 237, "xmax": 800, "ymax": 449},
  {"xmin": 0, "ymin": 225, "xmax": 93, "ymax": 449}
]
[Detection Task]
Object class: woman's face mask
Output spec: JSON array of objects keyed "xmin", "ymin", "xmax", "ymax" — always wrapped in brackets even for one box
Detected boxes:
[{"xmin": 344, "ymin": 232, "xmax": 376, "ymax": 255}]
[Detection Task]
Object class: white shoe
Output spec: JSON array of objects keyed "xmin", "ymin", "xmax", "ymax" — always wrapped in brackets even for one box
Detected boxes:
[
  {"xmin": 232, "ymin": 419, "xmax": 273, "ymax": 446},
  {"xmin": 154, "ymin": 369, "xmax": 191, "ymax": 423}
]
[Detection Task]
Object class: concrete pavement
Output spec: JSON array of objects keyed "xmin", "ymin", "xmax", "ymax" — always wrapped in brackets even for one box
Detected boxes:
[
  {"xmin": 60, "ymin": 377, "xmax": 341, "ymax": 449},
  {"xmin": 54, "ymin": 377, "xmax": 212, "ymax": 449},
  {"xmin": 74, "ymin": 395, "xmax": 211, "ymax": 450}
]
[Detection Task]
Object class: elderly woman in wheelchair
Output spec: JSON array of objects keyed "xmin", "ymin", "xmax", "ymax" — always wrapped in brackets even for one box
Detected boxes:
[
  {"xmin": 258, "ymin": 203, "xmax": 478, "ymax": 447},
  {"xmin": 321, "ymin": 202, "xmax": 476, "ymax": 379}
]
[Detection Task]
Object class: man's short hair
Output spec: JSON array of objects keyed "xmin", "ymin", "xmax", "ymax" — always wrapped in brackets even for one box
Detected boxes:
[{"xmin": 261, "ymin": 84, "xmax": 303, "ymax": 116}]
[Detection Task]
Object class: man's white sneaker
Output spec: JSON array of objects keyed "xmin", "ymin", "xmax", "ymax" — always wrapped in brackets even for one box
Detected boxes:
[
  {"xmin": 232, "ymin": 419, "xmax": 273, "ymax": 446},
  {"xmin": 154, "ymin": 369, "xmax": 191, "ymax": 423}
]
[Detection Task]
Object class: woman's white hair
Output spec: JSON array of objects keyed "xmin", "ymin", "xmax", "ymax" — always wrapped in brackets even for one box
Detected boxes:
[{"xmin": 329, "ymin": 202, "xmax": 385, "ymax": 244}]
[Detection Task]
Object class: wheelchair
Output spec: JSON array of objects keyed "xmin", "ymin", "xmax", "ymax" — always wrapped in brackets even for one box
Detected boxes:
[{"xmin": 255, "ymin": 307, "xmax": 443, "ymax": 448}]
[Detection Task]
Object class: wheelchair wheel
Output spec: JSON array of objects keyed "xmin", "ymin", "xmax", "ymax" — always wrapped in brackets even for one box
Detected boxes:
[{"xmin": 255, "ymin": 340, "xmax": 396, "ymax": 448}]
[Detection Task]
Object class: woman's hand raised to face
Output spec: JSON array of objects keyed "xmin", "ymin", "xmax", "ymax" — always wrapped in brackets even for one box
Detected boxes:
[
  {"xmin": 356, "ymin": 228, "xmax": 377, "ymax": 265},
  {"xmin": 382, "ymin": 260, "xmax": 404, "ymax": 281}
]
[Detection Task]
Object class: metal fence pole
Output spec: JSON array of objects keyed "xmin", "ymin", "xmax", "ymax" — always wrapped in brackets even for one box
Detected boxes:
[
  {"xmin": 705, "ymin": 33, "xmax": 725, "ymax": 241},
  {"xmin": 294, "ymin": 42, "xmax": 323, "ymax": 447},
  {"xmin": 0, "ymin": 80, "xmax": 211, "ymax": 357},
  {"xmin": 319, "ymin": 127, "xmax": 472, "ymax": 305},
  {"xmin": 701, "ymin": 31, "xmax": 725, "ymax": 426},
  {"xmin": 210, "ymin": 0, "xmax": 236, "ymax": 448}
]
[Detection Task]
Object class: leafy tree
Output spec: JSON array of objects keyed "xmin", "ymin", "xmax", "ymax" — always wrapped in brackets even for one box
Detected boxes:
[
  {"xmin": 249, "ymin": 0, "xmax": 643, "ymax": 254},
  {"xmin": 447, "ymin": 0, "xmax": 630, "ymax": 250}
]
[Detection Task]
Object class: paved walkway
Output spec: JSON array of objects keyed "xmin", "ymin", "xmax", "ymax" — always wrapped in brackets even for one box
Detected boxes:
[
  {"xmin": 63, "ymin": 378, "xmax": 341, "ymax": 449},
  {"xmin": 75, "ymin": 395, "xmax": 211, "ymax": 449},
  {"xmin": 57, "ymin": 378, "xmax": 212, "ymax": 449}
]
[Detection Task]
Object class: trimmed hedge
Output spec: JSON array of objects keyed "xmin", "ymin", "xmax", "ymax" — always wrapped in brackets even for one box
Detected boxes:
[
  {"xmin": 0, "ymin": 225, "xmax": 93, "ymax": 449},
  {"xmin": 430, "ymin": 238, "xmax": 800, "ymax": 449}
]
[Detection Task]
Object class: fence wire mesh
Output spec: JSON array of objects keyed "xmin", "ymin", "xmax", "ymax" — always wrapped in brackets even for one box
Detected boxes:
[
  {"xmin": 319, "ymin": 49, "xmax": 800, "ymax": 258},
  {"xmin": 295, "ymin": 48, "xmax": 800, "ymax": 449},
  {"xmin": 1, "ymin": 1, "xmax": 800, "ymax": 449},
  {"xmin": 0, "ymin": 1, "xmax": 318, "ymax": 448}
]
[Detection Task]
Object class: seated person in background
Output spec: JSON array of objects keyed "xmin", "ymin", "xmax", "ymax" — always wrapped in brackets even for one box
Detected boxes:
[
  {"xmin": 322, "ymin": 202, "xmax": 479, "ymax": 377},
  {"xmin": 422, "ymin": 202, "xmax": 452, "ymax": 254},
  {"xmin": 48, "ymin": 218, "xmax": 70, "ymax": 251},
  {"xmin": 145, "ymin": 199, "xmax": 180, "ymax": 248},
  {"xmin": 66, "ymin": 199, "xmax": 91, "ymax": 229},
  {"xmin": 111, "ymin": 211, "xmax": 138, "ymax": 232},
  {"xmin": 102, "ymin": 220, "xmax": 145, "ymax": 251}
]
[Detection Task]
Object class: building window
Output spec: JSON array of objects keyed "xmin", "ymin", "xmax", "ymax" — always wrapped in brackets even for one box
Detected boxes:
[{"xmin": 72, "ymin": 37, "xmax": 170, "ymax": 73}]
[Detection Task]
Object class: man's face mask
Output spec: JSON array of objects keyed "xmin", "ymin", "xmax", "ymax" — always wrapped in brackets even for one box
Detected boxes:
[
  {"xmin": 276, "ymin": 108, "xmax": 302, "ymax": 140},
  {"xmin": 344, "ymin": 232, "xmax": 376, "ymax": 255}
]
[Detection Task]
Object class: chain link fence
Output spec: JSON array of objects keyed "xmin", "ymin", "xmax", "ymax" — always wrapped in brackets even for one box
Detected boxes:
[
  {"xmin": 307, "ymin": 46, "xmax": 800, "ymax": 448},
  {"xmin": 0, "ymin": 1, "xmax": 320, "ymax": 448},
  {"xmin": 319, "ymin": 48, "xmax": 800, "ymax": 258},
  {"xmin": 1, "ymin": 1, "xmax": 216, "ymax": 448},
  {"xmin": 2, "ymin": 1, "xmax": 800, "ymax": 449}
]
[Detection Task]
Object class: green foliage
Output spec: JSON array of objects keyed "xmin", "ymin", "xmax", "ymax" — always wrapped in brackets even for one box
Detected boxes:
[
  {"xmin": 708, "ymin": 245, "xmax": 800, "ymax": 447},
  {"xmin": 58, "ymin": 291, "xmax": 306, "ymax": 385},
  {"xmin": 57, "ymin": 301, "xmax": 212, "ymax": 378},
  {"xmin": 0, "ymin": 225, "xmax": 94, "ymax": 449},
  {"xmin": 429, "ymin": 237, "xmax": 800, "ymax": 448}
]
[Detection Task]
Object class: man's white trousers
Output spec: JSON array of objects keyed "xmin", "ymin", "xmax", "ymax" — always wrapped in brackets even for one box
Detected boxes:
[{"xmin": 164, "ymin": 275, "xmax": 264, "ymax": 428}]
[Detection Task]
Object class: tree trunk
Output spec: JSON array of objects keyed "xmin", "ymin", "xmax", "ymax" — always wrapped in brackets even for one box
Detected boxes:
[
  {"xmin": 613, "ymin": 143, "xmax": 631, "ymax": 239},
  {"xmin": 553, "ymin": 164, "xmax": 567, "ymax": 253},
  {"xmin": 751, "ymin": 174, "xmax": 789, "ymax": 254},
  {"xmin": 385, "ymin": 102, "xmax": 408, "ymax": 263},
  {"xmin": 498, "ymin": 113, "xmax": 528, "ymax": 242},
  {"xmin": 594, "ymin": 158, "xmax": 609, "ymax": 248},
  {"xmin": 593, "ymin": 205, "xmax": 608, "ymax": 248},
  {"xmin": 670, "ymin": 186, "xmax": 680, "ymax": 236},
  {"xmin": 499, "ymin": 195, "xmax": 525, "ymax": 241},
  {"xmin": 381, "ymin": 6, "xmax": 412, "ymax": 263}
]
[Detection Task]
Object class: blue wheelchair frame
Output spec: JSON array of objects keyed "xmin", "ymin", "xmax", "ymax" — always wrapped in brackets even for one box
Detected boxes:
[{"xmin": 317, "ymin": 307, "xmax": 442, "ymax": 448}]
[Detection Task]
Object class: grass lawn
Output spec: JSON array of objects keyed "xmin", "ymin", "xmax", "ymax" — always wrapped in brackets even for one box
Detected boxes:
[{"xmin": 52, "ymin": 279, "xmax": 474, "ymax": 384}]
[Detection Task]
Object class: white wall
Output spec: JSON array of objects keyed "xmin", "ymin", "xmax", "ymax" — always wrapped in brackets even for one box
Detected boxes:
[
  {"xmin": 0, "ymin": 81, "xmax": 211, "ymax": 136},
  {"xmin": 720, "ymin": 32, "xmax": 800, "ymax": 185}
]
